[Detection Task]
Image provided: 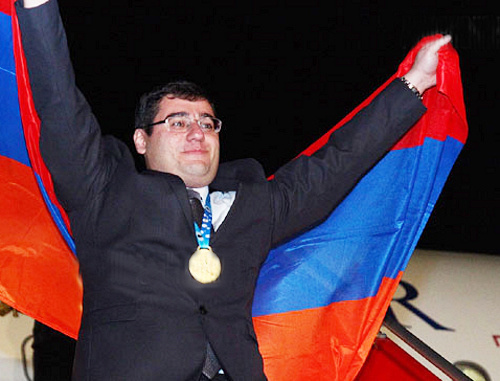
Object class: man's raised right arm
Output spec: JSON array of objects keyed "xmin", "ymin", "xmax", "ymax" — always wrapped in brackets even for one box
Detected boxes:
[{"xmin": 16, "ymin": 0, "xmax": 125, "ymax": 211}]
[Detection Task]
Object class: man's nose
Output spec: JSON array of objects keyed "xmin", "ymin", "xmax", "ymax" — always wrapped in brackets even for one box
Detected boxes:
[{"xmin": 186, "ymin": 121, "xmax": 205, "ymax": 140}]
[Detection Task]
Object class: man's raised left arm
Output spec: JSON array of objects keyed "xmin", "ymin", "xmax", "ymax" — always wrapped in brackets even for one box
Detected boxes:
[{"xmin": 269, "ymin": 35, "xmax": 452, "ymax": 245}]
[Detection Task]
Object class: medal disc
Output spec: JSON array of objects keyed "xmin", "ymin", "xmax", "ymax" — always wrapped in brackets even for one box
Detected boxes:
[{"xmin": 189, "ymin": 247, "xmax": 221, "ymax": 284}]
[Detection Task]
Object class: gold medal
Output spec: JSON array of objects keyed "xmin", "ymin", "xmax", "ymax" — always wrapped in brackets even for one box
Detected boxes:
[{"xmin": 188, "ymin": 246, "xmax": 221, "ymax": 284}]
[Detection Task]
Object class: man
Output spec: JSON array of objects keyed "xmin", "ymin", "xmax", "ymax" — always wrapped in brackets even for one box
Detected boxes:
[{"xmin": 16, "ymin": 0, "xmax": 451, "ymax": 379}]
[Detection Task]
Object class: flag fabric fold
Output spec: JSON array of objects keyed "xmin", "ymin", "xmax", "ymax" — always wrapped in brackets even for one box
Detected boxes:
[
  {"xmin": 0, "ymin": 1, "xmax": 466, "ymax": 378},
  {"xmin": 251, "ymin": 36, "xmax": 467, "ymax": 380},
  {"xmin": 0, "ymin": 0, "xmax": 81, "ymax": 337}
]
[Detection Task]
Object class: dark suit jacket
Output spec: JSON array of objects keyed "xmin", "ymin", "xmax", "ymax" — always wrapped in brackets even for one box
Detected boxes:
[{"xmin": 17, "ymin": 1, "xmax": 426, "ymax": 380}]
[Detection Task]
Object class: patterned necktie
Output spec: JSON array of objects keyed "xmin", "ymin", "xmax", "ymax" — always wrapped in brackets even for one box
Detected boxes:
[
  {"xmin": 187, "ymin": 189, "xmax": 204, "ymax": 228},
  {"xmin": 202, "ymin": 342, "xmax": 221, "ymax": 379},
  {"xmin": 186, "ymin": 189, "xmax": 222, "ymax": 379}
]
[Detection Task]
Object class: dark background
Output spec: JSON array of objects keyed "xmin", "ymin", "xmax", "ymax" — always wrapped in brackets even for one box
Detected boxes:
[{"xmin": 58, "ymin": 1, "xmax": 498, "ymax": 255}]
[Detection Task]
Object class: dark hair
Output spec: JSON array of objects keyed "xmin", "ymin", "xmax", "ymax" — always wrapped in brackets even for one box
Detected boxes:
[{"xmin": 134, "ymin": 81, "xmax": 216, "ymax": 135}]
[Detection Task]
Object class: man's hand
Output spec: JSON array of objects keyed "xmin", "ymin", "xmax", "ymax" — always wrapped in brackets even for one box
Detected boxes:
[
  {"xmin": 404, "ymin": 35, "xmax": 452, "ymax": 95},
  {"xmin": 22, "ymin": 0, "xmax": 49, "ymax": 8}
]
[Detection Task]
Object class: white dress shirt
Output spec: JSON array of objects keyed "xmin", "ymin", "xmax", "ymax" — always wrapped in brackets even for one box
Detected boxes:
[{"xmin": 190, "ymin": 186, "xmax": 236, "ymax": 231}]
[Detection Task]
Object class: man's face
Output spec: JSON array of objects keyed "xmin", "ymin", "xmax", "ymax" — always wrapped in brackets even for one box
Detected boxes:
[{"xmin": 133, "ymin": 96, "xmax": 220, "ymax": 188}]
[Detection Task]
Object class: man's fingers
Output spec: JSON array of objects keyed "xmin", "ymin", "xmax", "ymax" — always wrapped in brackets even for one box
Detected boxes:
[
  {"xmin": 429, "ymin": 34, "xmax": 452, "ymax": 53},
  {"xmin": 405, "ymin": 34, "xmax": 452, "ymax": 93},
  {"xmin": 23, "ymin": 0, "xmax": 50, "ymax": 8}
]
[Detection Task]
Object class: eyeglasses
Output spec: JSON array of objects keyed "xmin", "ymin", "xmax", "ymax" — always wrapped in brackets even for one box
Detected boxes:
[{"xmin": 145, "ymin": 114, "xmax": 222, "ymax": 134}]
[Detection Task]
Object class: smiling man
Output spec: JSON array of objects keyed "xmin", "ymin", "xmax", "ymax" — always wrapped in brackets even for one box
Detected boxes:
[
  {"xmin": 16, "ymin": 0, "xmax": 451, "ymax": 380},
  {"xmin": 133, "ymin": 89, "xmax": 221, "ymax": 188}
]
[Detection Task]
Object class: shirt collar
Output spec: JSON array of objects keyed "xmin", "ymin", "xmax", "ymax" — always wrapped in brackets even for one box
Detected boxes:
[{"xmin": 188, "ymin": 186, "xmax": 209, "ymax": 206}]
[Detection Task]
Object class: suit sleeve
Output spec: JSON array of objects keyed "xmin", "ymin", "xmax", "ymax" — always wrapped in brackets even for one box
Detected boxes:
[
  {"xmin": 16, "ymin": 0, "xmax": 127, "ymax": 212},
  {"xmin": 270, "ymin": 79, "xmax": 427, "ymax": 246}
]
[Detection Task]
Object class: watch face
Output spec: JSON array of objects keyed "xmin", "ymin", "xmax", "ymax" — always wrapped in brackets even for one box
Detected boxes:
[{"xmin": 454, "ymin": 361, "xmax": 491, "ymax": 381}]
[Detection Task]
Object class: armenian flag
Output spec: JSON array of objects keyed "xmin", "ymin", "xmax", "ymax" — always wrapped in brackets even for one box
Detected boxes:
[
  {"xmin": 252, "ymin": 36, "xmax": 467, "ymax": 380},
  {"xmin": 0, "ymin": 0, "xmax": 81, "ymax": 336}
]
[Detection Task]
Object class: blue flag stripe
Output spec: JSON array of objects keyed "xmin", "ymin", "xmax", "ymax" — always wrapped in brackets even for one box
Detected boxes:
[
  {"xmin": 252, "ymin": 136, "xmax": 463, "ymax": 317},
  {"xmin": 0, "ymin": 12, "xmax": 31, "ymax": 167}
]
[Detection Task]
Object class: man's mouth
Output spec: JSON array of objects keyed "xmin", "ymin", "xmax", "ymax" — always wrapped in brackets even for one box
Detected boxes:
[{"xmin": 183, "ymin": 149, "xmax": 207, "ymax": 155}]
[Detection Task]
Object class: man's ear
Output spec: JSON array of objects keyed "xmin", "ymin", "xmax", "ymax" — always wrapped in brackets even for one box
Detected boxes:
[{"xmin": 133, "ymin": 129, "xmax": 147, "ymax": 155}]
